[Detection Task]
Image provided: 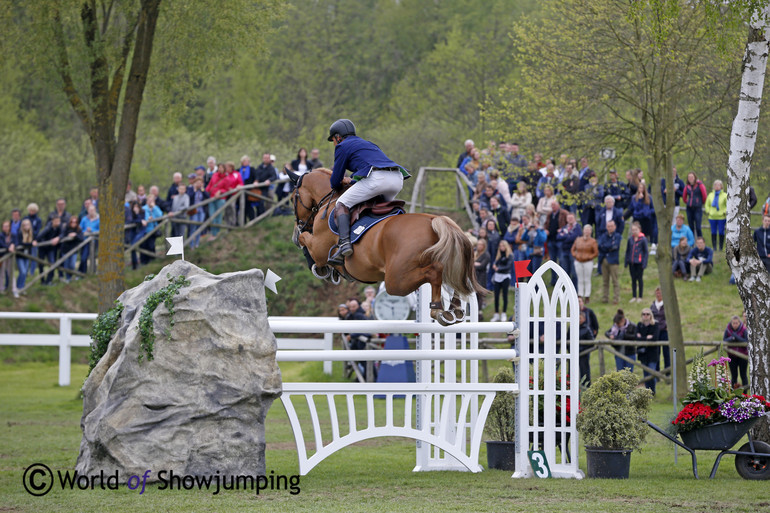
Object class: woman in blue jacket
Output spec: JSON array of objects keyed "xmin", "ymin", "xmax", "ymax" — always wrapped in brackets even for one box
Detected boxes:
[
  {"xmin": 624, "ymin": 222, "xmax": 649, "ymax": 303},
  {"xmin": 630, "ymin": 187, "xmax": 655, "ymax": 248}
]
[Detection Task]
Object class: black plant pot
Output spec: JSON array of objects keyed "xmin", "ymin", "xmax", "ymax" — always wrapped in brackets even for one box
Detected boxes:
[
  {"xmin": 584, "ymin": 446, "xmax": 632, "ymax": 478},
  {"xmin": 485, "ymin": 440, "xmax": 516, "ymax": 471}
]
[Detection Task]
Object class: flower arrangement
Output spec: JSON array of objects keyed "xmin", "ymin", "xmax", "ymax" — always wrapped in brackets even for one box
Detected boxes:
[{"xmin": 671, "ymin": 351, "xmax": 770, "ymax": 434}]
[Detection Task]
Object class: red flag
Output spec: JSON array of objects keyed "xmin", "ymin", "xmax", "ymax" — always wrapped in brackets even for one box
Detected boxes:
[{"xmin": 514, "ymin": 260, "xmax": 532, "ymax": 287}]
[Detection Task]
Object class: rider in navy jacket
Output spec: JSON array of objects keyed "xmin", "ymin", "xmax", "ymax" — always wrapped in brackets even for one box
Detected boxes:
[
  {"xmin": 327, "ymin": 119, "xmax": 410, "ymax": 265},
  {"xmin": 330, "ymin": 136, "xmax": 408, "ymax": 189}
]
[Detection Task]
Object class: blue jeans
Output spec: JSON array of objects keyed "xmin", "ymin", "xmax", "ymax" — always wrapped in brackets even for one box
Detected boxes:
[
  {"xmin": 640, "ymin": 358, "xmax": 659, "ymax": 394},
  {"xmin": 686, "ymin": 206, "xmax": 703, "ymax": 237},
  {"xmin": 188, "ymin": 210, "xmax": 206, "ymax": 248},
  {"xmin": 16, "ymin": 256, "xmax": 29, "ymax": 290},
  {"xmin": 709, "ymin": 218, "xmax": 726, "ymax": 236},
  {"xmin": 62, "ymin": 254, "xmax": 77, "ymax": 279},
  {"xmin": 209, "ymin": 199, "xmax": 226, "ymax": 236},
  {"xmin": 29, "ymin": 246, "xmax": 39, "ymax": 275},
  {"xmin": 672, "ymin": 260, "xmax": 687, "ymax": 276},
  {"xmin": 559, "ymin": 253, "xmax": 577, "ymax": 287},
  {"xmin": 615, "ymin": 352, "xmax": 636, "ymax": 372},
  {"xmin": 130, "ymin": 229, "xmax": 146, "ymax": 269}
]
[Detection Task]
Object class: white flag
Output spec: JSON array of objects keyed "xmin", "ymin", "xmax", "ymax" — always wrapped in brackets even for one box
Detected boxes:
[
  {"xmin": 166, "ymin": 237, "xmax": 184, "ymax": 260},
  {"xmin": 265, "ymin": 269, "xmax": 281, "ymax": 294}
]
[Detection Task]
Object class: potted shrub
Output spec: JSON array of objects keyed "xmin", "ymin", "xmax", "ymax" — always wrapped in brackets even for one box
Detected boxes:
[
  {"xmin": 576, "ymin": 369, "xmax": 653, "ymax": 478},
  {"xmin": 484, "ymin": 367, "xmax": 517, "ymax": 470}
]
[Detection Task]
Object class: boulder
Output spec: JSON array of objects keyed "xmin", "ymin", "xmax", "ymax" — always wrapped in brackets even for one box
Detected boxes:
[{"xmin": 76, "ymin": 260, "xmax": 282, "ymax": 481}]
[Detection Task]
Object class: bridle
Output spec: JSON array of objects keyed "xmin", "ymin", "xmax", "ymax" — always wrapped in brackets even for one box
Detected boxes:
[{"xmin": 292, "ymin": 171, "xmax": 336, "ymax": 236}]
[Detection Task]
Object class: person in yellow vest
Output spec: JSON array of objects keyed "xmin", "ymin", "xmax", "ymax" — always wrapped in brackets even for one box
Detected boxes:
[{"xmin": 705, "ymin": 179, "xmax": 727, "ymax": 251}]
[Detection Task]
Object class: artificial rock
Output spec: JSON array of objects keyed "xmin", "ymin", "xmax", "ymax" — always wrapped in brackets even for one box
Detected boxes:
[{"xmin": 76, "ymin": 260, "xmax": 282, "ymax": 481}]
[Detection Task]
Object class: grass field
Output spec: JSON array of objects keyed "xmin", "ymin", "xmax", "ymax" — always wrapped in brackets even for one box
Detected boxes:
[{"xmin": 2, "ymin": 362, "xmax": 770, "ymax": 513}]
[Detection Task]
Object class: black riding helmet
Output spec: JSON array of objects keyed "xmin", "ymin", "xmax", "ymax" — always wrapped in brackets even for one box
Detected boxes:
[{"xmin": 327, "ymin": 119, "xmax": 356, "ymax": 141}]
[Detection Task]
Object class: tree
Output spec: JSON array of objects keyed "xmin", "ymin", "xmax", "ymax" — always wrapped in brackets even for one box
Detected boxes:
[
  {"xmin": 488, "ymin": 0, "xmax": 744, "ymax": 396},
  {"xmin": 2, "ymin": 0, "xmax": 283, "ymax": 312},
  {"xmin": 725, "ymin": 3, "xmax": 770, "ymax": 441}
]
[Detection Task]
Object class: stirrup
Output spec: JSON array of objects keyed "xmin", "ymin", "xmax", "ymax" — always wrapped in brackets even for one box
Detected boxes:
[{"xmin": 328, "ymin": 240, "xmax": 352, "ymax": 266}]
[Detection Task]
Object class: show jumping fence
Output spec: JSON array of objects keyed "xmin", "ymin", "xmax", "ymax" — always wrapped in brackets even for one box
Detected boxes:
[{"xmin": 0, "ymin": 261, "xmax": 582, "ymax": 478}]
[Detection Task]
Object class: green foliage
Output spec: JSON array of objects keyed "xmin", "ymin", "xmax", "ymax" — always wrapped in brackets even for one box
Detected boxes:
[
  {"xmin": 87, "ymin": 301, "xmax": 124, "ymax": 375},
  {"xmin": 484, "ymin": 367, "xmax": 517, "ymax": 441},
  {"xmin": 137, "ymin": 274, "xmax": 191, "ymax": 363},
  {"xmin": 576, "ymin": 370, "xmax": 653, "ymax": 450}
]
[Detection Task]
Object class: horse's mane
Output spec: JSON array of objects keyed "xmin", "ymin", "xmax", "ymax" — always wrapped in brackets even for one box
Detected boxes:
[{"xmin": 313, "ymin": 167, "xmax": 333, "ymax": 176}]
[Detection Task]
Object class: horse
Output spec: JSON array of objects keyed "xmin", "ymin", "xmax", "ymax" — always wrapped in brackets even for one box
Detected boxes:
[{"xmin": 288, "ymin": 168, "xmax": 485, "ymax": 325}]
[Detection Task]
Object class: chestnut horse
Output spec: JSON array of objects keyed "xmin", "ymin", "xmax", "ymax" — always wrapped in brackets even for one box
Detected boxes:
[{"xmin": 288, "ymin": 168, "xmax": 484, "ymax": 325}]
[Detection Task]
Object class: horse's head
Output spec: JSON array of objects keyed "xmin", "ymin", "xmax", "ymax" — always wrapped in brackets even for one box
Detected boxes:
[{"xmin": 290, "ymin": 168, "xmax": 335, "ymax": 247}]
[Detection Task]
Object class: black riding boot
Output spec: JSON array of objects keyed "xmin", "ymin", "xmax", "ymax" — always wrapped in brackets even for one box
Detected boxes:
[{"xmin": 328, "ymin": 205, "xmax": 353, "ymax": 265}]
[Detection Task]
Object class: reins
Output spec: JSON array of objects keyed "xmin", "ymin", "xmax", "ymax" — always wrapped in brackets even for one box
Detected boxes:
[{"xmin": 292, "ymin": 172, "xmax": 337, "ymax": 235}]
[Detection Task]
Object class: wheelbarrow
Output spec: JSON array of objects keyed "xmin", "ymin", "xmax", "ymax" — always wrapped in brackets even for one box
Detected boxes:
[{"xmin": 646, "ymin": 416, "xmax": 770, "ymax": 479}]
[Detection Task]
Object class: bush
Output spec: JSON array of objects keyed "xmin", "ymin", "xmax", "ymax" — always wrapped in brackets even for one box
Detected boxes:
[
  {"xmin": 484, "ymin": 367, "xmax": 517, "ymax": 442},
  {"xmin": 576, "ymin": 370, "xmax": 652, "ymax": 451}
]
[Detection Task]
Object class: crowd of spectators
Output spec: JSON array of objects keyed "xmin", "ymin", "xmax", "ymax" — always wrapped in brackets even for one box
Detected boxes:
[
  {"xmin": 460, "ymin": 139, "xmax": 769, "ymax": 316},
  {"xmin": 0, "ymin": 149, "xmax": 326, "ymax": 299},
  {"xmin": 458, "ymin": 139, "xmax": 764, "ymax": 393}
]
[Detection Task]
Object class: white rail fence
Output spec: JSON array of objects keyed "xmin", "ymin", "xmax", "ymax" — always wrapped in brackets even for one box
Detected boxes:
[{"xmin": 0, "ymin": 312, "xmax": 334, "ymax": 385}]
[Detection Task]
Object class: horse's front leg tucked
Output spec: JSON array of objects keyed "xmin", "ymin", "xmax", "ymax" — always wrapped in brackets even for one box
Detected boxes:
[{"xmin": 428, "ymin": 280, "xmax": 460, "ymax": 326}]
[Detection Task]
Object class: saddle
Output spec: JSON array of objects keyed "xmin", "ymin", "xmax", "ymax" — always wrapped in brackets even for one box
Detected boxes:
[
  {"xmin": 328, "ymin": 198, "xmax": 405, "ymax": 243},
  {"xmin": 349, "ymin": 198, "xmax": 406, "ymax": 224}
]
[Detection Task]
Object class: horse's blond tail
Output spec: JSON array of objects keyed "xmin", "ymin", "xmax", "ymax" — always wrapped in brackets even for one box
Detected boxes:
[{"xmin": 421, "ymin": 216, "xmax": 486, "ymax": 298}]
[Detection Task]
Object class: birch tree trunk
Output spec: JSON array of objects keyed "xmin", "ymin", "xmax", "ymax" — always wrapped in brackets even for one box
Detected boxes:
[{"xmin": 726, "ymin": 8, "xmax": 770, "ymax": 442}]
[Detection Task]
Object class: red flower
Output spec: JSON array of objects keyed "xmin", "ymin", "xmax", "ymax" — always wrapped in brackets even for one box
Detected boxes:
[{"xmin": 672, "ymin": 402, "xmax": 717, "ymax": 425}]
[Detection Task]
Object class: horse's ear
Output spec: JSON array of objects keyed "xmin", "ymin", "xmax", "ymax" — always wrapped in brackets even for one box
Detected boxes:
[{"xmin": 287, "ymin": 169, "xmax": 300, "ymax": 184}]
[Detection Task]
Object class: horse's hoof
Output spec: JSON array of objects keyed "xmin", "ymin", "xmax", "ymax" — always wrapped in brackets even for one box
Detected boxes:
[
  {"xmin": 509, "ymin": 328, "xmax": 521, "ymax": 339},
  {"xmin": 330, "ymin": 270, "xmax": 342, "ymax": 285},
  {"xmin": 312, "ymin": 264, "xmax": 331, "ymax": 280},
  {"xmin": 431, "ymin": 309, "xmax": 456, "ymax": 326},
  {"xmin": 451, "ymin": 308, "xmax": 465, "ymax": 321}
]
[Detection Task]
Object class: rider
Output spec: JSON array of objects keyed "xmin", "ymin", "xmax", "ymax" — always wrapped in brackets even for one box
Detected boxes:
[{"xmin": 327, "ymin": 119, "xmax": 410, "ymax": 265}]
